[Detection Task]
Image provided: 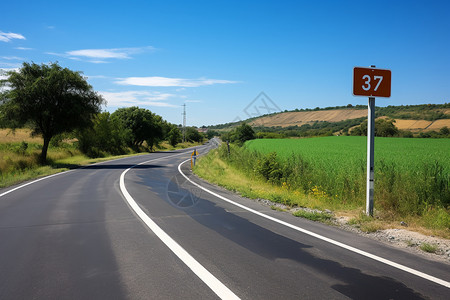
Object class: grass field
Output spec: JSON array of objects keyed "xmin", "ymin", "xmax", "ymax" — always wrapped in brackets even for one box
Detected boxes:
[
  {"xmin": 246, "ymin": 136, "xmax": 450, "ymax": 172},
  {"xmin": 194, "ymin": 136, "xmax": 450, "ymax": 236}
]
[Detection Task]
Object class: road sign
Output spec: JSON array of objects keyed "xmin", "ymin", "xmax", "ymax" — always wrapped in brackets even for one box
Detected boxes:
[
  {"xmin": 353, "ymin": 67, "xmax": 391, "ymax": 97},
  {"xmin": 191, "ymin": 149, "xmax": 198, "ymax": 168}
]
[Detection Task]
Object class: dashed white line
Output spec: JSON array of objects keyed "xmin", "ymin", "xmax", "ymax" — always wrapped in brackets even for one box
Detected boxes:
[{"xmin": 178, "ymin": 159, "xmax": 450, "ymax": 289}]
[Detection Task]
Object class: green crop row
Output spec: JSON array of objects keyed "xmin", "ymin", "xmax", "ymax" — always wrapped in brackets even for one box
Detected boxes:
[{"xmin": 209, "ymin": 137, "xmax": 449, "ymax": 229}]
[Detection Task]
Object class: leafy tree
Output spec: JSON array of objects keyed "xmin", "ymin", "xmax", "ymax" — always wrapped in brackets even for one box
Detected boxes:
[
  {"xmin": 111, "ymin": 107, "xmax": 163, "ymax": 150},
  {"xmin": 235, "ymin": 122, "xmax": 255, "ymax": 145},
  {"xmin": 206, "ymin": 129, "xmax": 219, "ymax": 140},
  {"xmin": 185, "ymin": 127, "xmax": 204, "ymax": 143},
  {"xmin": 349, "ymin": 118, "xmax": 399, "ymax": 137},
  {"xmin": 0, "ymin": 62, "xmax": 104, "ymax": 163},
  {"xmin": 77, "ymin": 112, "xmax": 129, "ymax": 157},
  {"xmin": 376, "ymin": 118, "xmax": 399, "ymax": 137},
  {"xmin": 146, "ymin": 114, "xmax": 165, "ymax": 150},
  {"xmin": 440, "ymin": 126, "xmax": 449, "ymax": 136},
  {"xmin": 167, "ymin": 126, "xmax": 182, "ymax": 147}
]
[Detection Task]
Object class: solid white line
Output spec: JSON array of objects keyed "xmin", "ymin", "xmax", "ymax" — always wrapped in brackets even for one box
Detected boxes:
[
  {"xmin": 0, "ymin": 151, "xmax": 195, "ymax": 199},
  {"xmin": 0, "ymin": 170, "xmax": 74, "ymax": 198},
  {"xmin": 119, "ymin": 153, "xmax": 240, "ymax": 300},
  {"xmin": 178, "ymin": 159, "xmax": 450, "ymax": 289},
  {"xmin": 0, "ymin": 153, "xmax": 151, "ymax": 198}
]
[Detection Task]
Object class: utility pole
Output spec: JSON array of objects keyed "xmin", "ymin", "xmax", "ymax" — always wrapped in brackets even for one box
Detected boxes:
[{"xmin": 182, "ymin": 103, "xmax": 186, "ymax": 142}]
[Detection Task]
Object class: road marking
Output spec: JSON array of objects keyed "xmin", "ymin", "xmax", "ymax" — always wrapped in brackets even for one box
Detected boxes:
[
  {"xmin": 0, "ymin": 170, "xmax": 74, "ymax": 198},
  {"xmin": 178, "ymin": 159, "xmax": 450, "ymax": 289},
  {"xmin": 119, "ymin": 152, "xmax": 240, "ymax": 300},
  {"xmin": 0, "ymin": 152, "xmax": 187, "ymax": 198}
]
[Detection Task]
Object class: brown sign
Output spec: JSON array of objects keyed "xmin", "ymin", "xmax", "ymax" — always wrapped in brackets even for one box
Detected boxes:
[{"xmin": 353, "ymin": 67, "xmax": 391, "ymax": 97}]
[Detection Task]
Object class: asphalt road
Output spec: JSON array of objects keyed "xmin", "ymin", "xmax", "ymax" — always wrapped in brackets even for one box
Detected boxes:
[{"xmin": 0, "ymin": 140, "xmax": 449, "ymax": 299}]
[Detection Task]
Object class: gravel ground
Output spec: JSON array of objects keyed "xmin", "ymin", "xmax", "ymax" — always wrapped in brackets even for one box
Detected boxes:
[{"xmin": 254, "ymin": 198, "xmax": 450, "ymax": 264}]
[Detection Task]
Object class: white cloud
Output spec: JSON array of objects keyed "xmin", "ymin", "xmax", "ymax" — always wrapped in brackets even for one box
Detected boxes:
[
  {"xmin": 85, "ymin": 75, "xmax": 109, "ymax": 79},
  {"xmin": 115, "ymin": 76, "xmax": 238, "ymax": 87},
  {"xmin": 0, "ymin": 62, "xmax": 21, "ymax": 68},
  {"xmin": 0, "ymin": 68, "xmax": 19, "ymax": 87},
  {"xmin": 68, "ymin": 49, "xmax": 130, "ymax": 59},
  {"xmin": 0, "ymin": 31, "xmax": 25, "ymax": 42},
  {"xmin": 1, "ymin": 56, "xmax": 24, "ymax": 60},
  {"xmin": 15, "ymin": 47, "xmax": 33, "ymax": 50},
  {"xmin": 48, "ymin": 46, "xmax": 155, "ymax": 63},
  {"xmin": 100, "ymin": 90, "xmax": 179, "ymax": 108}
]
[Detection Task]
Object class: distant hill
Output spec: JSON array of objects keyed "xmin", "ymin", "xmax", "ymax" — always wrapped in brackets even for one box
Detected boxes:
[
  {"xmin": 250, "ymin": 109, "xmax": 367, "ymax": 128},
  {"xmin": 209, "ymin": 103, "xmax": 450, "ymax": 134}
]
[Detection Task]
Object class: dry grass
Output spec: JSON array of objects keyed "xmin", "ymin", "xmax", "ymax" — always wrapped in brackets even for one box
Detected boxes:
[
  {"xmin": 249, "ymin": 110, "xmax": 450, "ymax": 132},
  {"xmin": 426, "ymin": 119, "xmax": 450, "ymax": 131},
  {"xmin": 250, "ymin": 109, "xmax": 367, "ymax": 127},
  {"xmin": 0, "ymin": 128, "xmax": 43, "ymax": 143}
]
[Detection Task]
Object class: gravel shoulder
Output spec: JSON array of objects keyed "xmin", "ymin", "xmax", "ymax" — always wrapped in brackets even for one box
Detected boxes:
[{"xmin": 255, "ymin": 198, "xmax": 450, "ymax": 264}]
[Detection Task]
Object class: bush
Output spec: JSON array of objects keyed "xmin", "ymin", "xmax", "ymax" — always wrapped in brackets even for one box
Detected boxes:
[{"xmin": 254, "ymin": 152, "xmax": 283, "ymax": 183}]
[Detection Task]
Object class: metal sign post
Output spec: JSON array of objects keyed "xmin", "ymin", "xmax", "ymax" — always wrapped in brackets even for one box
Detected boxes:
[
  {"xmin": 366, "ymin": 96, "xmax": 375, "ymax": 216},
  {"xmin": 353, "ymin": 66, "xmax": 391, "ymax": 216}
]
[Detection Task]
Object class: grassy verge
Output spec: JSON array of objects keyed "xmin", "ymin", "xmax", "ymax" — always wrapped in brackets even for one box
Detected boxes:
[
  {"xmin": 1, "ymin": 139, "xmax": 201, "ymax": 189},
  {"xmin": 193, "ymin": 145, "xmax": 450, "ymax": 239}
]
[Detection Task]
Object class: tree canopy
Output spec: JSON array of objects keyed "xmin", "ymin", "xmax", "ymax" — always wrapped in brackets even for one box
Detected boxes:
[
  {"xmin": 0, "ymin": 62, "xmax": 104, "ymax": 162},
  {"xmin": 111, "ymin": 106, "xmax": 165, "ymax": 151}
]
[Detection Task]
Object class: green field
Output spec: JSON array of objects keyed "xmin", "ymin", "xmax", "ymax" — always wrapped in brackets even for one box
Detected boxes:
[
  {"xmin": 242, "ymin": 137, "xmax": 449, "ymax": 226},
  {"xmin": 194, "ymin": 136, "xmax": 449, "ymax": 232},
  {"xmin": 246, "ymin": 136, "xmax": 450, "ymax": 172}
]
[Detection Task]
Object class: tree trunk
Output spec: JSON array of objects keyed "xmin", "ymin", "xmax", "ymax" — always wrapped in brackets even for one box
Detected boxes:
[{"xmin": 40, "ymin": 136, "xmax": 50, "ymax": 164}]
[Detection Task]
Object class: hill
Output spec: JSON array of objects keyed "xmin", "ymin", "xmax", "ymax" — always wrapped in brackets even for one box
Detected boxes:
[
  {"xmin": 209, "ymin": 104, "xmax": 450, "ymax": 135},
  {"xmin": 250, "ymin": 109, "xmax": 367, "ymax": 127}
]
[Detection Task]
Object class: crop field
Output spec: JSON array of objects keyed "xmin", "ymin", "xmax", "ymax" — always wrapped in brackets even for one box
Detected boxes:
[
  {"xmin": 195, "ymin": 136, "xmax": 449, "ymax": 232},
  {"xmin": 245, "ymin": 136, "xmax": 450, "ymax": 173}
]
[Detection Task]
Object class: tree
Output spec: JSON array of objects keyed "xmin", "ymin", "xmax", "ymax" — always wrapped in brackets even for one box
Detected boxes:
[
  {"xmin": 440, "ymin": 126, "xmax": 449, "ymax": 136},
  {"xmin": 206, "ymin": 129, "xmax": 219, "ymax": 140},
  {"xmin": 167, "ymin": 126, "xmax": 182, "ymax": 147},
  {"xmin": 111, "ymin": 107, "xmax": 164, "ymax": 151},
  {"xmin": 0, "ymin": 62, "xmax": 104, "ymax": 163},
  {"xmin": 349, "ymin": 118, "xmax": 399, "ymax": 137},
  {"xmin": 376, "ymin": 118, "xmax": 398, "ymax": 137},
  {"xmin": 77, "ymin": 112, "xmax": 129, "ymax": 157},
  {"xmin": 185, "ymin": 127, "xmax": 204, "ymax": 143},
  {"xmin": 235, "ymin": 122, "xmax": 255, "ymax": 145}
]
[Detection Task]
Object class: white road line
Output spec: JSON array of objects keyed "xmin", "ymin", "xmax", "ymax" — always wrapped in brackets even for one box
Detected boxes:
[
  {"xmin": 0, "ymin": 151, "xmax": 190, "ymax": 198},
  {"xmin": 119, "ymin": 153, "xmax": 240, "ymax": 300},
  {"xmin": 178, "ymin": 159, "xmax": 450, "ymax": 289},
  {"xmin": 0, "ymin": 170, "xmax": 74, "ymax": 198}
]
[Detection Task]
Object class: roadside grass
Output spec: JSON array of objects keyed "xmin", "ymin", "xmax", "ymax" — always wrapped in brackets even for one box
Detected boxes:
[
  {"xmin": 193, "ymin": 150, "xmax": 346, "ymax": 211},
  {"xmin": 193, "ymin": 144, "xmax": 450, "ymax": 239},
  {"xmin": 420, "ymin": 243, "xmax": 439, "ymax": 253},
  {"xmin": 1, "ymin": 131, "xmax": 202, "ymax": 188},
  {"xmin": 292, "ymin": 210, "xmax": 332, "ymax": 223}
]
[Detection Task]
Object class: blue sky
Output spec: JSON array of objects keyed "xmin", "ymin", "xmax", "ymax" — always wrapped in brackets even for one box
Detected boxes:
[{"xmin": 1, "ymin": 0, "xmax": 449, "ymax": 126}]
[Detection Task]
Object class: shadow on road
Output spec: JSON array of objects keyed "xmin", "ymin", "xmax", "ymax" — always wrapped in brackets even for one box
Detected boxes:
[{"xmin": 172, "ymin": 168, "xmax": 428, "ymax": 299}]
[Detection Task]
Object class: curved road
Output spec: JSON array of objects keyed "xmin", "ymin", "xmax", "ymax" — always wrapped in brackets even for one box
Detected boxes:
[{"xmin": 0, "ymin": 140, "xmax": 449, "ymax": 299}]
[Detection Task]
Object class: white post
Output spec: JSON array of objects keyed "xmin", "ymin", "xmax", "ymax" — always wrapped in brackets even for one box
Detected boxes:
[{"xmin": 366, "ymin": 96, "xmax": 375, "ymax": 216}]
